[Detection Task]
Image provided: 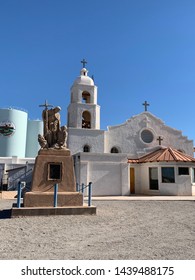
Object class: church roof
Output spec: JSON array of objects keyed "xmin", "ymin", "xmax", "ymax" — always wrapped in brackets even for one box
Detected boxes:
[
  {"xmin": 128, "ymin": 147, "xmax": 195, "ymax": 163},
  {"xmin": 73, "ymin": 68, "xmax": 94, "ymax": 86}
]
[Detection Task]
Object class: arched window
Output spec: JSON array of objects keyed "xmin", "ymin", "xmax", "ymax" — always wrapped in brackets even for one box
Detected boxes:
[
  {"xmin": 110, "ymin": 147, "xmax": 119, "ymax": 153},
  {"xmin": 82, "ymin": 111, "xmax": 91, "ymax": 129},
  {"xmin": 82, "ymin": 91, "xmax": 90, "ymax": 104},
  {"xmin": 83, "ymin": 145, "xmax": 90, "ymax": 152}
]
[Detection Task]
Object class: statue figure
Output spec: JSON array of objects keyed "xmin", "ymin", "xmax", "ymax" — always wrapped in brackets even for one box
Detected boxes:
[
  {"xmin": 38, "ymin": 134, "xmax": 48, "ymax": 149},
  {"xmin": 38, "ymin": 102, "xmax": 68, "ymax": 150}
]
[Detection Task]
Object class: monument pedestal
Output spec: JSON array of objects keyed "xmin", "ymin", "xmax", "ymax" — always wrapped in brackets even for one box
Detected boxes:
[
  {"xmin": 23, "ymin": 149, "xmax": 83, "ymax": 208},
  {"xmin": 11, "ymin": 148, "xmax": 96, "ymax": 216},
  {"xmin": 24, "ymin": 192, "xmax": 83, "ymax": 207}
]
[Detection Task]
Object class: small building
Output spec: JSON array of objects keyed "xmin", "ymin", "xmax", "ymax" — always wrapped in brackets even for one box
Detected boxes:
[{"xmin": 128, "ymin": 147, "xmax": 195, "ymax": 196}]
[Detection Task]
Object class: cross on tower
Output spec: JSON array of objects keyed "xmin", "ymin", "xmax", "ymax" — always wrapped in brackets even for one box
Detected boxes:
[
  {"xmin": 81, "ymin": 58, "xmax": 87, "ymax": 68},
  {"xmin": 39, "ymin": 100, "xmax": 53, "ymax": 110},
  {"xmin": 157, "ymin": 136, "xmax": 163, "ymax": 145},
  {"xmin": 142, "ymin": 101, "xmax": 150, "ymax": 111}
]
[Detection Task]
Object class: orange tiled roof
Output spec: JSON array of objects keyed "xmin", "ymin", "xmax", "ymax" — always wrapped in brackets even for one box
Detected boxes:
[{"xmin": 128, "ymin": 147, "xmax": 195, "ymax": 163}]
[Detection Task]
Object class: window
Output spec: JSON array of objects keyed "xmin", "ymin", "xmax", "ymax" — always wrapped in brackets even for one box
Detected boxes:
[
  {"xmin": 178, "ymin": 167, "xmax": 189, "ymax": 175},
  {"xmin": 149, "ymin": 167, "xmax": 159, "ymax": 190},
  {"xmin": 48, "ymin": 163, "xmax": 62, "ymax": 180},
  {"xmin": 141, "ymin": 129, "xmax": 154, "ymax": 143},
  {"xmin": 83, "ymin": 145, "xmax": 90, "ymax": 152},
  {"xmin": 162, "ymin": 167, "xmax": 175, "ymax": 183},
  {"xmin": 111, "ymin": 147, "xmax": 119, "ymax": 153}
]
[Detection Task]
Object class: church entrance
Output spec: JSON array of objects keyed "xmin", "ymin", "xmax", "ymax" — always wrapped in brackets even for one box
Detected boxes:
[
  {"xmin": 149, "ymin": 167, "xmax": 159, "ymax": 190},
  {"xmin": 130, "ymin": 168, "xmax": 135, "ymax": 194}
]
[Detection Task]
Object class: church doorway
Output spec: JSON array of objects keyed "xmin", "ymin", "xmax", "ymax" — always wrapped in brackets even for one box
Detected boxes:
[{"xmin": 130, "ymin": 168, "xmax": 135, "ymax": 194}]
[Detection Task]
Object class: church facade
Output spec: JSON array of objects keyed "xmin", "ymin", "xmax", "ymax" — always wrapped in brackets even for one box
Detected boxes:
[
  {"xmin": 0, "ymin": 61, "xmax": 195, "ymax": 196},
  {"xmin": 67, "ymin": 63, "xmax": 195, "ymax": 196}
]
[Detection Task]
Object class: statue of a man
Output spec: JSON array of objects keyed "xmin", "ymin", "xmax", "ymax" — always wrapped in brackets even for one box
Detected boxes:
[
  {"xmin": 42, "ymin": 106, "xmax": 61, "ymax": 147},
  {"xmin": 38, "ymin": 105, "xmax": 67, "ymax": 149}
]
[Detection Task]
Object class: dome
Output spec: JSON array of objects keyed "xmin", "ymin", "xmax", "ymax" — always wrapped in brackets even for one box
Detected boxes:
[{"xmin": 73, "ymin": 68, "xmax": 94, "ymax": 86}]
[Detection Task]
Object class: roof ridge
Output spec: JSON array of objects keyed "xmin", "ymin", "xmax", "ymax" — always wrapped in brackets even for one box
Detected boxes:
[{"xmin": 128, "ymin": 146, "xmax": 195, "ymax": 163}]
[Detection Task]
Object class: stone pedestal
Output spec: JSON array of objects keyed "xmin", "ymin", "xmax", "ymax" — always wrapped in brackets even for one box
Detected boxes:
[{"xmin": 24, "ymin": 149, "xmax": 83, "ymax": 207}]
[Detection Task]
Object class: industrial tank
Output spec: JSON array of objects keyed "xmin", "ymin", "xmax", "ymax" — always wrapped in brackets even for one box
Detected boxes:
[
  {"xmin": 0, "ymin": 108, "xmax": 28, "ymax": 157},
  {"xmin": 25, "ymin": 120, "xmax": 43, "ymax": 158}
]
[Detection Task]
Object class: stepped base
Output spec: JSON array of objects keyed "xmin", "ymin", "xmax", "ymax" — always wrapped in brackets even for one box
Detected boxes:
[
  {"xmin": 11, "ymin": 204, "xmax": 96, "ymax": 217},
  {"xmin": 24, "ymin": 191, "xmax": 83, "ymax": 207},
  {"xmin": 1, "ymin": 191, "xmax": 17, "ymax": 200}
]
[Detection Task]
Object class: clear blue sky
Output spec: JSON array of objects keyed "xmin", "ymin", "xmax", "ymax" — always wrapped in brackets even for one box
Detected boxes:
[{"xmin": 0, "ymin": 0, "xmax": 195, "ymax": 142}]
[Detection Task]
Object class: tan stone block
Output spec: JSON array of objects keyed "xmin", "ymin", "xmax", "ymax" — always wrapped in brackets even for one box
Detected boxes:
[{"xmin": 24, "ymin": 192, "xmax": 83, "ymax": 207}]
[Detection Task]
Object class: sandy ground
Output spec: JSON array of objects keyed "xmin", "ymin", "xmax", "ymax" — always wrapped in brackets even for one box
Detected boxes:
[{"xmin": 0, "ymin": 199, "xmax": 195, "ymax": 260}]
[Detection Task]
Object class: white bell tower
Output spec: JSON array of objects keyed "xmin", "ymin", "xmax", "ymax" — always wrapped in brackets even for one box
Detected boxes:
[{"xmin": 67, "ymin": 59, "xmax": 100, "ymax": 129}]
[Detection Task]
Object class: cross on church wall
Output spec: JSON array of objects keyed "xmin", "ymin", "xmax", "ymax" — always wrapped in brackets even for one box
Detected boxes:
[
  {"xmin": 81, "ymin": 59, "xmax": 87, "ymax": 68},
  {"xmin": 142, "ymin": 101, "xmax": 150, "ymax": 111},
  {"xmin": 157, "ymin": 136, "xmax": 163, "ymax": 145}
]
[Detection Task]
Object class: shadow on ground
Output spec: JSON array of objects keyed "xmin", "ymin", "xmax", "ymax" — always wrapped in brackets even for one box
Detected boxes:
[{"xmin": 0, "ymin": 209, "xmax": 11, "ymax": 219}]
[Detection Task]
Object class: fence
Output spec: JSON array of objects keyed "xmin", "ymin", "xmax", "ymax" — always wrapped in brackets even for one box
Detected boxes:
[
  {"xmin": 76, "ymin": 182, "xmax": 93, "ymax": 206},
  {"xmin": 16, "ymin": 182, "xmax": 93, "ymax": 208}
]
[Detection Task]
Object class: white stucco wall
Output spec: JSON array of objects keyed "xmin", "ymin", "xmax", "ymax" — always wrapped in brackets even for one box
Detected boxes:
[
  {"xmin": 132, "ymin": 162, "xmax": 194, "ymax": 196},
  {"xmin": 74, "ymin": 153, "xmax": 129, "ymax": 196},
  {"xmin": 68, "ymin": 128, "xmax": 105, "ymax": 154},
  {"xmin": 106, "ymin": 112, "xmax": 194, "ymax": 156}
]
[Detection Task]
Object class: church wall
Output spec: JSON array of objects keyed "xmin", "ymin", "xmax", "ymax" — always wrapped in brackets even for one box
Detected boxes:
[
  {"xmin": 68, "ymin": 103, "xmax": 100, "ymax": 129},
  {"xmin": 68, "ymin": 128, "xmax": 105, "ymax": 154},
  {"xmin": 70, "ymin": 84, "xmax": 97, "ymax": 104},
  {"xmin": 106, "ymin": 112, "xmax": 194, "ymax": 156},
  {"xmin": 88, "ymin": 162, "xmax": 122, "ymax": 196},
  {"xmin": 121, "ymin": 163, "xmax": 130, "ymax": 195},
  {"xmin": 192, "ymin": 185, "xmax": 195, "ymax": 195},
  {"xmin": 132, "ymin": 162, "xmax": 194, "ymax": 196},
  {"xmin": 74, "ymin": 153, "xmax": 129, "ymax": 196}
]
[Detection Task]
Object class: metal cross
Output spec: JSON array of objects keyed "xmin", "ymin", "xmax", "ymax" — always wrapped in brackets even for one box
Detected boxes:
[
  {"xmin": 81, "ymin": 58, "xmax": 87, "ymax": 68},
  {"xmin": 39, "ymin": 100, "xmax": 53, "ymax": 110},
  {"xmin": 157, "ymin": 136, "xmax": 163, "ymax": 145},
  {"xmin": 142, "ymin": 101, "xmax": 150, "ymax": 111}
]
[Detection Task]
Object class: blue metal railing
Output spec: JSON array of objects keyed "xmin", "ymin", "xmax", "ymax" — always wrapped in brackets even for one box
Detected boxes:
[
  {"xmin": 54, "ymin": 183, "xmax": 58, "ymax": 207},
  {"xmin": 8, "ymin": 168, "xmax": 33, "ymax": 191},
  {"xmin": 76, "ymin": 182, "xmax": 93, "ymax": 206},
  {"xmin": 16, "ymin": 181, "xmax": 93, "ymax": 208},
  {"xmin": 16, "ymin": 181, "xmax": 26, "ymax": 208}
]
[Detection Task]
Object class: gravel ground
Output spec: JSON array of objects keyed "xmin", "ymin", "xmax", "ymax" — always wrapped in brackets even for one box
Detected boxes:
[{"xmin": 0, "ymin": 199, "xmax": 195, "ymax": 260}]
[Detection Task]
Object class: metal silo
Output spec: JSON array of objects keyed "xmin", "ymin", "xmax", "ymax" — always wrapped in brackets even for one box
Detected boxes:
[
  {"xmin": 25, "ymin": 119, "xmax": 43, "ymax": 158},
  {"xmin": 0, "ymin": 108, "xmax": 28, "ymax": 157}
]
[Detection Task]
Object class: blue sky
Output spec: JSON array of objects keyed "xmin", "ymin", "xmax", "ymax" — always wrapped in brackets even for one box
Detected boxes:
[{"xmin": 0, "ymin": 0, "xmax": 195, "ymax": 142}]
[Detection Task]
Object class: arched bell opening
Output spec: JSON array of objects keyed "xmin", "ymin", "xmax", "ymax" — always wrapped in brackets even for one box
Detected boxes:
[
  {"xmin": 82, "ymin": 111, "xmax": 91, "ymax": 129},
  {"xmin": 82, "ymin": 91, "xmax": 91, "ymax": 104}
]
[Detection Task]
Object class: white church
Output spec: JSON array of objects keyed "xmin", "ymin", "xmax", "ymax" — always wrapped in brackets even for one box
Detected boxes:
[
  {"xmin": 1, "ymin": 61, "xmax": 195, "ymax": 196},
  {"xmin": 67, "ymin": 61, "xmax": 195, "ymax": 196}
]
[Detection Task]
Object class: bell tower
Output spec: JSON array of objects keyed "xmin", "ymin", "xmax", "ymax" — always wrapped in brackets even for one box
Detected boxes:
[{"xmin": 67, "ymin": 59, "xmax": 100, "ymax": 130}]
